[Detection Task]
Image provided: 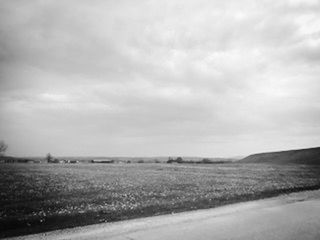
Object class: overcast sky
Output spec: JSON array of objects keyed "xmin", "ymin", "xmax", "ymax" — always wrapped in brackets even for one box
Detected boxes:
[{"xmin": 0, "ymin": 0, "xmax": 320, "ymax": 157}]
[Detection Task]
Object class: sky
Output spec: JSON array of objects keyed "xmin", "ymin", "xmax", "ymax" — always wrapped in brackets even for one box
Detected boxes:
[{"xmin": 0, "ymin": 0, "xmax": 320, "ymax": 157}]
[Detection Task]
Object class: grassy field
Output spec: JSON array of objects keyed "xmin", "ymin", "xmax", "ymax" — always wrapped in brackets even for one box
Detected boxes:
[{"xmin": 1, "ymin": 163, "xmax": 320, "ymax": 238}]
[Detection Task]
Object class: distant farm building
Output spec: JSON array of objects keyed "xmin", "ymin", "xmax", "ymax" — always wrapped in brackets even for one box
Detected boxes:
[
  {"xmin": 0, "ymin": 156, "xmax": 41, "ymax": 163},
  {"xmin": 48, "ymin": 158, "xmax": 67, "ymax": 164},
  {"xmin": 68, "ymin": 160, "xmax": 79, "ymax": 164},
  {"xmin": 91, "ymin": 159, "xmax": 114, "ymax": 163}
]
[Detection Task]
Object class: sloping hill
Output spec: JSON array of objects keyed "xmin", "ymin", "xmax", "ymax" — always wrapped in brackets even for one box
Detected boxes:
[{"xmin": 240, "ymin": 147, "xmax": 320, "ymax": 165}]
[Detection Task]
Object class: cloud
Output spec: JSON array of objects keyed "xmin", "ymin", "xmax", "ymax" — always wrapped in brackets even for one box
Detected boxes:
[{"xmin": 0, "ymin": 0, "xmax": 320, "ymax": 156}]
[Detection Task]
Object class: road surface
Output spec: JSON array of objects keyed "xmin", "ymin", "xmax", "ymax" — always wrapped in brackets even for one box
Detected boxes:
[{"xmin": 6, "ymin": 190, "xmax": 320, "ymax": 240}]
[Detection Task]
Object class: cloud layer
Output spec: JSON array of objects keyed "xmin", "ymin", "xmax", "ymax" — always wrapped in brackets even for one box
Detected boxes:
[{"xmin": 1, "ymin": 0, "xmax": 320, "ymax": 157}]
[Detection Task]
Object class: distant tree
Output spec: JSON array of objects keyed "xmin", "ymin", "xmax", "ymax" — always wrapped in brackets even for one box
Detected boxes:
[
  {"xmin": 167, "ymin": 157, "xmax": 184, "ymax": 163},
  {"xmin": 167, "ymin": 157, "xmax": 174, "ymax": 163},
  {"xmin": 176, "ymin": 157, "xmax": 183, "ymax": 163},
  {"xmin": 46, "ymin": 153, "xmax": 53, "ymax": 163},
  {"xmin": 137, "ymin": 159, "xmax": 144, "ymax": 163},
  {"xmin": 0, "ymin": 141, "xmax": 8, "ymax": 156},
  {"xmin": 201, "ymin": 158, "xmax": 213, "ymax": 164}
]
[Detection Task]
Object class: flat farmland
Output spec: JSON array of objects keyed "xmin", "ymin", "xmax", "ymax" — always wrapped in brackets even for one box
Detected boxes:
[{"xmin": 1, "ymin": 163, "xmax": 320, "ymax": 238}]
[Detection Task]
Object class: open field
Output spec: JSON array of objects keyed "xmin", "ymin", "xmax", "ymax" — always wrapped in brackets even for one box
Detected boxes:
[
  {"xmin": 1, "ymin": 163, "xmax": 320, "ymax": 238},
  {"xmin": 7, "ymin": 190, "xmax": 320, "ymax": 240}
]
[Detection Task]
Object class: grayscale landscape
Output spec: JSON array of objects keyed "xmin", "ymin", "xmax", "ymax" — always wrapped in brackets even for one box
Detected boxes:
[{"xmin": 1, "ymin": 0, "xmax": 320, "ymax": 239}]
